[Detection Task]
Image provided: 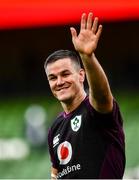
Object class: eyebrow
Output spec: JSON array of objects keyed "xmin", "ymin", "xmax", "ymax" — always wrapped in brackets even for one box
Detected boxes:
[{"xmin": 48, "ymin": 69, "xmax": 71, "ymax": 77}]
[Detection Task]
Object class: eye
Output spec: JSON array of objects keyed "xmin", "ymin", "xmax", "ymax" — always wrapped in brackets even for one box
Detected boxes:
[
  {"xmin": 63, "ymin": 73, "xmax": 70, "ymax": 77},
  {"xmin": 48, "ymin": 76, "xmax": 57, "ymax": 81},
  {"xmin": 62, "ymin": 71, "xmax": 71, "ymax": 77}
]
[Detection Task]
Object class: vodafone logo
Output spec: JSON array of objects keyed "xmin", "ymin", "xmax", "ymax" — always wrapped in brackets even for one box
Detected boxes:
[{"xmin": 57, "ymin": 141, "xmax": 72, "ymax": 165}]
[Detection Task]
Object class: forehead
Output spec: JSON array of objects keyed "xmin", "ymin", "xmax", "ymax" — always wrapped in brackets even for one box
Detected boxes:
[{"xmin": 46, "ymin": 58, "xmax": 76, "ymax": 75}]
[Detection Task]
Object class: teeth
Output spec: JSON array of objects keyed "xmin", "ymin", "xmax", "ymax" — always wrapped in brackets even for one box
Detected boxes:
[
  {"xmin": 58, "ymin": 87, "xmax": 68, "ymax": 91},
  {"xmin": 56, "ymin": 86, "xmax": 69, "ymax": 91}
]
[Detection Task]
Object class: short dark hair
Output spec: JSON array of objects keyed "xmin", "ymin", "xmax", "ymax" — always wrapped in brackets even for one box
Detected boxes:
[{"xmin": 44, "ymin": 49, "xmax": 81, "ymax": 70}]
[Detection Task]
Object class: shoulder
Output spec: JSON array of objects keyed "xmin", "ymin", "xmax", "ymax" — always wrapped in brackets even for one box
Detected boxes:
[
  {"xmin": 80, "ymin": 95, "xmax": 121, "ymax": 115},
  {"xmin": 47, "ymin": 112, "xmax": 64, "ymax": 146},
  {"xmin": 92, "ymin": 98, "xmax": 123, "ymax": 128},
  {"xmin": 49, "ymin": 112, "xmax": 64, "ymax": 131},
  {"xmin": 85, "ymin": 95, "xmax": 123, "ymax": 124},
  {"xmin": 89, "ymin": 92, "xmax": 113, "ymax": 114}
]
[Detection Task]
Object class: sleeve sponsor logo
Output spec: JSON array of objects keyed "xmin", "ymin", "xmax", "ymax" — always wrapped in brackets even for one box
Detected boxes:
[{"xmin": 53, "ymin": 134, "xmax": 60, "ymax": 148}]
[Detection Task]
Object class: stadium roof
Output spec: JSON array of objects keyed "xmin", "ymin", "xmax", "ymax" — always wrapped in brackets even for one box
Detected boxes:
[{"xmin": 0, "ymin": 0, "xmax": 139, "ymax": 29}]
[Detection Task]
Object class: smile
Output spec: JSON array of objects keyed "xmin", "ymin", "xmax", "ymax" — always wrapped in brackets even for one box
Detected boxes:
[{"xmin": 57, "ymin": 87, "xmax": 69, "ymax": 91}]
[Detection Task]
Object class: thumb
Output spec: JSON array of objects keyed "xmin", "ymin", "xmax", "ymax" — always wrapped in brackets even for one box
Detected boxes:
[{"xmin": 70, "ymin": 27, "xmax": 77, "ymax": 40}]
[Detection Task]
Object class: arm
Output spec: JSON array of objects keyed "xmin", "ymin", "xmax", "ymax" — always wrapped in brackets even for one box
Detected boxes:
[
  {"xmin": 51, "ymin": 167, "xmax": 58, "ymax": 179},
  {"xmin": 70, "ymin": 12, "xmax": 113, "ymax": 113}
]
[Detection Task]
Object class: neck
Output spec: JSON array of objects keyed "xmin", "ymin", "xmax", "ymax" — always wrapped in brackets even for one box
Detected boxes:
[{"xmin": 61, "ymin": 91, "xmax": 87, "ymax": 114}]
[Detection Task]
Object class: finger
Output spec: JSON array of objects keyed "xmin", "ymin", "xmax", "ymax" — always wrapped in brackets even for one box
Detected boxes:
[
  {"xmin": 70, "ymin": 27, "xmax": 77, "ymax": 39},
  {"xmin": 92, "ymin": 17, "xmax": 99, "ymax": 34},
  {"xmin": 96, "ymin": 25, "xmax": 103, "ymax": 41},
  {"xmin": 80, "ymin": 13, "xmax": 86, "ymax": 30},
  {"xmin": 87, "ymin": 12, "xmax": 93, "ymax": 30}
]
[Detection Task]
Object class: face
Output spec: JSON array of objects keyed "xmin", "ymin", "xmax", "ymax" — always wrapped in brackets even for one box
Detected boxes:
[{"xmin": 45, "ymin": 58, "xmax": 85, "ymax": 103}]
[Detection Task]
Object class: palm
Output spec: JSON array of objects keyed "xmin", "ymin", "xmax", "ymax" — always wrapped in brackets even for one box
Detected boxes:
[
  {"xmin": 70, "ymin": 13, "xmax": 102, "ymax": 56},
  {"xmin": 73, "ymin": 29, "xmax": 98, "ymax": 55}
]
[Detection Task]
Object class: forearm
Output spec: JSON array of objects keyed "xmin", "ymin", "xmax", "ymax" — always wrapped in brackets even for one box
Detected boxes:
[
  {"xmin": 51, "ymin": 167, "xmax": 58, "ymax": 179},
  {"xmin": 71, "ymin": 12, "xmax": 113, "ymax": 112},
  {"xmin": 80, "ymin": 53, "xmax": 113, "ymax": 112}
]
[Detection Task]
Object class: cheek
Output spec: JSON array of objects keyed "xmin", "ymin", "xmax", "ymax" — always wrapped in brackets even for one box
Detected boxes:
[
  {"xmin": 72, "ymin": 77, "xmax": 82, "ymax": 89},
  {"xmin": 49, "ymin": 82, "xmax": 55, "ymax": 91},
  {"xmin": 75, "ymin": 75, "xmax": 83, "ymax": 85}
]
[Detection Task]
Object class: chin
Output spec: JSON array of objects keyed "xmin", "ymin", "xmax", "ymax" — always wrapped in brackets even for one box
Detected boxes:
[{"xmin": 57, "ymin": 94, "xmax": 73, "ymax": 103}]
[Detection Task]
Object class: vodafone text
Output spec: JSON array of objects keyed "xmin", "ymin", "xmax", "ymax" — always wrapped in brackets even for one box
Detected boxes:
[{"xmin": 57, "ymin": 163, "xmax": 81, "ymax": 178}]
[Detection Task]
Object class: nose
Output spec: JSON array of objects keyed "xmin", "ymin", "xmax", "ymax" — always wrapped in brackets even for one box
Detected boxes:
[{"xmin": 57, "ymin": 76, "xmax": 64, "ymax": 86}]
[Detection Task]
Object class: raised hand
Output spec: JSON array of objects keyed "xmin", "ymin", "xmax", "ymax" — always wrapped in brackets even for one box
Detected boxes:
[{"xmin": 70, "ymin": 12, "xmax": 102, "ymax": 56}]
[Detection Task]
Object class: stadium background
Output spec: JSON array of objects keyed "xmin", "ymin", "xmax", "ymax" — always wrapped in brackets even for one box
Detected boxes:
[{"xmin": 0, "ymin": 0, "xmax": 139, "ymax": 178}]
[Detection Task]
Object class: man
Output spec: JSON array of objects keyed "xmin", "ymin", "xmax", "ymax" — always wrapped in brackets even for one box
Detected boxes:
[{"xmin": 44, "ymin": 12, "xmax": 125, "ymax": 179}]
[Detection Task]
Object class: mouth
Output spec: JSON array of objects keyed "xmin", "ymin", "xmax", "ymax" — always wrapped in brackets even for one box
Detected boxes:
[{"xmin": 56, "ymin": 86, "xmax": 70, "ymax": 91}]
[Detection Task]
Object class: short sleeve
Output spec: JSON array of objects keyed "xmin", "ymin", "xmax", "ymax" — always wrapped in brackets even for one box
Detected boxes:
[
  {"xmin": 86, "ymin": 98, "xmax": 124, "ymax": 129},
  {"xmin": 47, "ymin": 128, "xmax": 58, "ymax": 169},
  {"xmin": 86, "ymin": 99, "xmax": 125, "ymax": 151}
]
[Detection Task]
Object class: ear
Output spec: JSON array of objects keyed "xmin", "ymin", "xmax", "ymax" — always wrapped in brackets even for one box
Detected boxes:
[{"xmin": 79, "ymin": 68, "xmax": 85, "ymax": 83}]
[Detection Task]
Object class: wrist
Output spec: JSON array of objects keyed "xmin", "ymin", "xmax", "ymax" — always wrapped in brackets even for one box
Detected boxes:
[
  {"xmin": 51, "ymin": 173, "xmax": 57, "ymax": 179},
  {"xmin": 79, "ymin": 52, "xmax": 95, "ymax": 61}
]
